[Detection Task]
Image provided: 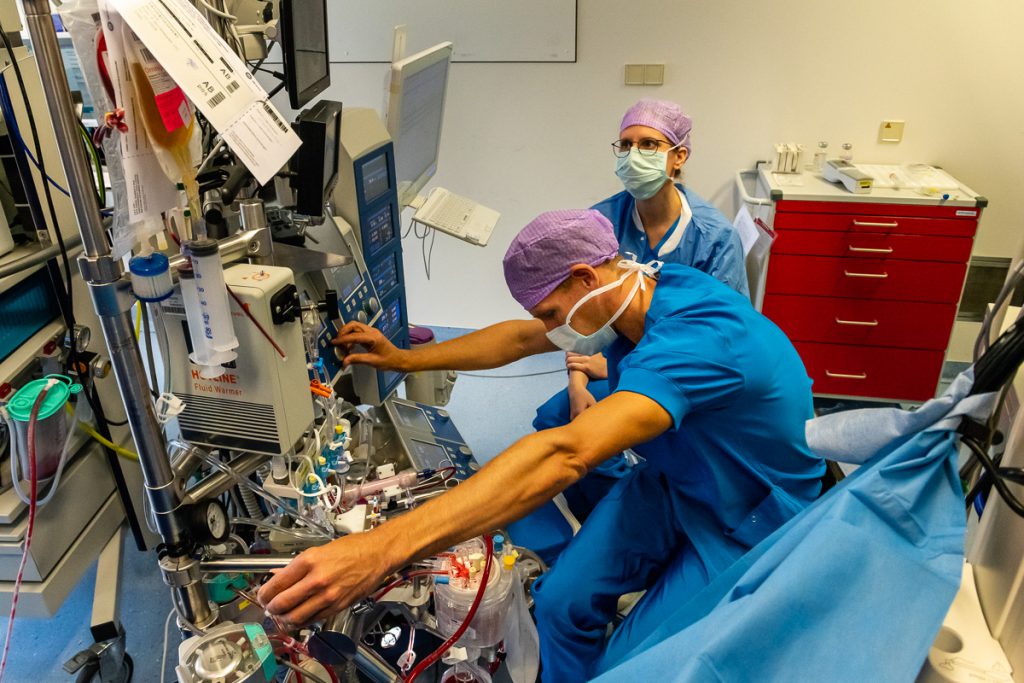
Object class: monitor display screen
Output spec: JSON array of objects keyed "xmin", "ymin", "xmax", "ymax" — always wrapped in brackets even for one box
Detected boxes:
[
  {"xmin": 361, "ymin": 153, "xmax": 390, "ymax": 204},
  {"xmin": 371, "ymin": 252, "xmax": 400, "ymax": 297},
  {"xmin": 394, "ymin": 403, "xmax": 432, "ymax": 432},
  {"xmin": 280, "ymin": 0, "xmax": 330, "ymax": 108},
  {"xmin": 387, "ymin": 44, "xmax": 451, "ymax": 206},
  {"xmin": 0, "ymin": 270, "xmax": 59, "ymax": 363},
  {"xmin": 409, "ymin": 439, "xmax": 447, "ymax": 468},
  {"xmin": 328, "ymin": 262, "xmax": 362, "ymax": 302}
]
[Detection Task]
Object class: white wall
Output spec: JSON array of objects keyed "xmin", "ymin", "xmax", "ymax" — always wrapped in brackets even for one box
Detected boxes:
[{"xmin": 274, "ymin": 0, "xmax": 1024, "ymax": 344}]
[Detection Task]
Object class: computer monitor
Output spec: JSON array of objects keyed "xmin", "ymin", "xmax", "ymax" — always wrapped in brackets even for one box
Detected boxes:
[
  {"xmin": 291, "ymin": 100, "xmax": 343, "ymax": 217},
  {"xmin": 385, "ymin": 42, "xmax": 453, "ymax": 207},
  {"xmin": 279, "ymin": 0, "xmax": 331, "ymax": 109}
]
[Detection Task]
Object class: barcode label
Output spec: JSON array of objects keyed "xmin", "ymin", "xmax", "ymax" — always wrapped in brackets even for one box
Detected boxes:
[
  {"xmin": 262, "ymin": 102, "xmax": 289, "ymax": 132},
  {"xmin": 140, "ymin": 46, "xmax": 157, "ymax": 63},
  {"xmin": 207, "ymin": 92, "xmax": 226, "ymax": 108},
  {"xmin": 226, "ymin": 80, "xmax": 239, "ymax": 94},
  {"xmin": 161, "ymin": 303, "xmax": 186, "ymax": 316}
]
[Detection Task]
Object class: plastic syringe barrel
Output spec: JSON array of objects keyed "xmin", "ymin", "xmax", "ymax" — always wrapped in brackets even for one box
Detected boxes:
[
  {"xmin": 343, "ymin": 470, "xmax": 419, "ymax": 503},
  {"xmin": 183, "ymin": 240, "xmax": 238, "ymax": 377}
]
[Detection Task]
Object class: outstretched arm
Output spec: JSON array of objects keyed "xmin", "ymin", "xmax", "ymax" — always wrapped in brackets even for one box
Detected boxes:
[
  {"xmin": 259, "ymin": 390, "xmax": 672, "ymax": 625},
  {"xmin": 333, "ymin": 319, "xmax": 556, "ymax": 372}
]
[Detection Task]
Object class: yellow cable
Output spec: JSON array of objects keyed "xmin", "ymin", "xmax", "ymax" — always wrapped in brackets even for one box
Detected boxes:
[
  {"xmin": 77, "ymin": 421, "xmax": 139, "ymax": 461},
  {"xmin": 134, "ymin": 302, "xmax": 142, "ymax": 339},
  {"xmin": 64, "ymin": 404, "xmax": 139, "ymax": 460}
]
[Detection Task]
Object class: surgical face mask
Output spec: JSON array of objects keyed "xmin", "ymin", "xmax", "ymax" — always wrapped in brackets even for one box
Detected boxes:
[
  {"xmin": 545, "ymin": 260, "xmax": 662, "ymax": 355},
  {"xmin": 615, "ymin": 147, "xmax": 678, "ymax": 200}
]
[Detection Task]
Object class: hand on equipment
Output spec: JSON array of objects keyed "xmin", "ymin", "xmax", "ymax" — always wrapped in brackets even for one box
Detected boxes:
[
  {"xmin": 258, "ymin": 532, "xmax": 390, "ymax": 627},
  {"xmin": 566, "ymin": 352, "xmax": 608, "ymax": 380},
  {"xmin": 332, "ymin": 321, "xmax": 408, "ymax": 371}
]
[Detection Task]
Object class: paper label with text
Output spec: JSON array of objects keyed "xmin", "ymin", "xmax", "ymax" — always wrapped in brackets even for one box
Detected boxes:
[{"xmin": 109, "ymin": 0, "xmax": 300, "ymax": 185}]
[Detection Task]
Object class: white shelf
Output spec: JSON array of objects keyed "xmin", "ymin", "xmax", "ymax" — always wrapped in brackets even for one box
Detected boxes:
[{"xmin": 758, "ymin": 167, "xmax": 985, "ymax": 207}]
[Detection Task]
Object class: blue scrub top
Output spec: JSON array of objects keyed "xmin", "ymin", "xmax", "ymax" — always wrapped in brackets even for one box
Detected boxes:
[
  {"xmin": 605, "ymin": 264, "xmax": 823, "ymax": 564},
  {"xmin": 592, "ymin": 184, "xmax": 749, "ymax": 298}
]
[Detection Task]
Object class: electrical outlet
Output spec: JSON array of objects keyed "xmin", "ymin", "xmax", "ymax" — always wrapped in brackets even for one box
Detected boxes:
[
  {"xmin": 879, "ymin": 120, "xmax": 905, "ymax": 143},
  {"xmin": 624, "ymin": 64, "xmax": 645, "ymax": 86},
  {"xmin": 644, "ymin": 64, "xmax": 665, "ymax": 85}
]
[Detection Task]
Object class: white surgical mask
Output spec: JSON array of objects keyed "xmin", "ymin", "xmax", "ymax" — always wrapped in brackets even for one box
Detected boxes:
[
  {"xmin": 545, "ymin": 259, "xmax": 662, "ymax": 355},
  {"xmin": 615, "ymin": 146, "xmax": 680, "ymax": 200}
]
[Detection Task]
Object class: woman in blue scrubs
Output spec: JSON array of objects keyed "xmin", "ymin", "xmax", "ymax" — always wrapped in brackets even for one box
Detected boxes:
[{"xmin": 535, "ymin": 99, "xmax": 749, "ymax": 519}]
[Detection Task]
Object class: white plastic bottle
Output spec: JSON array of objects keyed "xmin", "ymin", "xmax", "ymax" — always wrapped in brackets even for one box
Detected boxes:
[{"xmin": 812, "ymin": 141, "xmax": 828, "ymax": 172}]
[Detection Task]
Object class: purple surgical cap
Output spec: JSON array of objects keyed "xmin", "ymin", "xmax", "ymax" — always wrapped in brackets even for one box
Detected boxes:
[
  {"xmin": 620, "ymin": 99, "xmax": 693, "ymax": 154},
  {"xmin": 503, "ymin": 209, "xmax": 619, "ymax": 311}
]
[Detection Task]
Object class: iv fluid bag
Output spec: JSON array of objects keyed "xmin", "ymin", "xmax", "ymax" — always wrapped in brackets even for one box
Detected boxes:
[{"xmin": 121, "ymin": 23, "xmax": 201, "ymax": 214}]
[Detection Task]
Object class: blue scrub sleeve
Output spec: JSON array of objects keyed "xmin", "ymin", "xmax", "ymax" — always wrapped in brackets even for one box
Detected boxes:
[
  {"xmin": 705, "ymin": 234, "xmax": 749, "ymax": 298},
  {"xmin": 615, "ymin": 321, "xmax": 746, "ymax": 427},
  {"xmin": 616, "ymin": 368, "xmax": 690, "ymax": 429}
]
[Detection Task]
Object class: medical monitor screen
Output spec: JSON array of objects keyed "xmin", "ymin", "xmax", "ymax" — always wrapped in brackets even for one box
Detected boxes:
[
  {"xmin": 0, "ymin": 269, "xmax": 59, "ymax": 362},
  {"xmin": 387, "ymin": 44, "xmax": 452, "ymax": 206},
  {"xmin": 361, "ymin": 153, "xmax": 390, "ymax": 204},
  {"xmin": 394, "ymin": 403, "xmax": 432, "ymax": 433},
  {"xmin": 328, "ymin": 262, "xmax": 362, "ymax": 302},
  {"xmin": 409, "ymin": 439, "xmax": 448, "ymax": 468},
  {"xmin": 280, "ymin": 0, "xmax": 330, "ymax": 109}
]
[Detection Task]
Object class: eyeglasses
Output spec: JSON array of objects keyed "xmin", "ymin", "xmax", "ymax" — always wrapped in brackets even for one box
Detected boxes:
[{"xmin": 611, "ymin": 137, "xmax": 677, "ymax": 158}]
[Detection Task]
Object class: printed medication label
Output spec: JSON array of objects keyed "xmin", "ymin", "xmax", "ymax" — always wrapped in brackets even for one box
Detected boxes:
[{"xmin": 110, "ymin": 0, "xmax": 300, "ymax": 185}]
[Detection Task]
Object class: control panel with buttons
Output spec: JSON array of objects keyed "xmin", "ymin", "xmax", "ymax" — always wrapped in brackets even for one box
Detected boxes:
[
  {"xmin": 349, "ymin": 142, "xmax": 409, "ymax": 403},
  {"xmin": 385, "ymin": 397, "xmax": 479, "ymax": 482}
]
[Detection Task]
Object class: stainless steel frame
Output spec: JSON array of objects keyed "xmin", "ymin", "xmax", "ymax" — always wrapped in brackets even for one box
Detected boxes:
[{"xmin": 20, "ymin": 0, "xmax": 209, "ymax": 618}]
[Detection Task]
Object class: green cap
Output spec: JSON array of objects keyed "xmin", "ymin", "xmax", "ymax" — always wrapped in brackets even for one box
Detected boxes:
[
  {"xmin": 208, "ymin": 572, "xmax": 249, "ymax": 604},
  {"xmin": 6, "ymin": 375, "xmax": 81, "ymax": 422}
]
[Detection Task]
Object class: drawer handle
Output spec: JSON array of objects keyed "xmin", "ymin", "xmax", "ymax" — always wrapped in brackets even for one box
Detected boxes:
[
  {"xmin": 825, "ymin": 370, "xmax": 868, "ymax": 380},
  {"xmin": 844, "ymin": 270, "xmax": 889, "ymax": 279},
  {"xmin": 852, "ymin": 220, "xmax": 899, "ymax": 228},
  {"xmin": 848, "ymin": 245, "xmax": 894, "ymax": 254},
  {"xmin": 835, "ymin": 317, "xmax": 879, "ymax": 327}
]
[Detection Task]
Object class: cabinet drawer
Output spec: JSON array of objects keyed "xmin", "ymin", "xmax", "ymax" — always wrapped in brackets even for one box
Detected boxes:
[
  {"xmin": 765, "ymin": 255, "xmax": 967, "ymax": 303},
  {"xmin": 762, "ymin": 295, "xmax": 957, "ymax": 350},
  {"xmin": 775, "ymin": 200, "xmax": 982, "ymax": 221},
  {"xmin": 773, "ymin": 212, "xmax": 977, "ymax": 237},
  {"xmin": 794, "ymin": 342, "xmax": 944, "ymax": 402},
  {"xmin": 771, "ymin": 230, "xmax": 972, "ymax": 263}
]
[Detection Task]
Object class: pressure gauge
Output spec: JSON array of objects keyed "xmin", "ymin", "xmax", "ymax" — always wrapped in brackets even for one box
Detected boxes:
[{"xmin": 188, "ymin": 499, "xmax": 230, "ymax": 544}]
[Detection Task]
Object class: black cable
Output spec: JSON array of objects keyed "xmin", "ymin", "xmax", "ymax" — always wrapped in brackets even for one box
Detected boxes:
[
  {"xmin": 249, "ymin": 57, "xmax": 267, "ymax": 74},
  {"xmin": 963, "ymin": 436, "xmax": 1024, "ymax": 519},
  {"xmin": 972, "ymin": 318, "xmax": 1024, "ymax": 396},
  {"xmin": 140, "ymin": 303, "xmax": 161, "ymax": 398},
  {"xmin": 76, "ymin": 117, "xmax": 105, "ymax": 207},
  {"xmin": 998, "ymin": 468, "xmax": 1024, "ymax": 486},
  {"xmin": 0, "ymin": 23, "xmax": 75, "ymax": 305},
  {"xmin": 88, "ymin": 384, "xmax": 148, "ymax": 550},
  {"xmin": 252, "ymin": 66, "xmax": 285, "ymax": 80}
]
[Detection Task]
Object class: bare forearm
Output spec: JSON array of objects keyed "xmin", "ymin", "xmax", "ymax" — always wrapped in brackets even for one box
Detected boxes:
[
  {"xmin": 568, "ymin": 369, "xmax": 590, "ymax": 391},
  {"xmin": 371, "ymin": 431, "xmax": 584, "ymax": 573},
  {"xmin": 404, "ymin": 320, "xmax": 554, "ymax": 372}
]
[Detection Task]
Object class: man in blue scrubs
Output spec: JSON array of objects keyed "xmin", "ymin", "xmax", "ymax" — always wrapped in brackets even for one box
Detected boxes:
[
  {"xmin": 260, "ymin": 210, "xmax": 824, "ymax": 683},
  {"xmin": 536, "ymin": 100, "xmax": 749, "ymax": 519}
]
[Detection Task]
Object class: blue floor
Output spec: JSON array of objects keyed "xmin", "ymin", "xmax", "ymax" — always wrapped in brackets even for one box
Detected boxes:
[{"xmin": 3, "ymin": 327, "xmax": 566, "ymax": 682}]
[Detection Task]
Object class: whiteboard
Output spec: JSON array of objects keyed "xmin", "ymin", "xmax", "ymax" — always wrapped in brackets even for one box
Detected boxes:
[{"xmin": 322, "ymin": 0, "xmax": 577, "ymax": 63}]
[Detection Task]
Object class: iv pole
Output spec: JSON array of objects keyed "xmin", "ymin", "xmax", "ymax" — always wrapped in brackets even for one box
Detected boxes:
[{"xmin": 19, "ymin": 0, "xmax": 214, "ymax": 629}]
